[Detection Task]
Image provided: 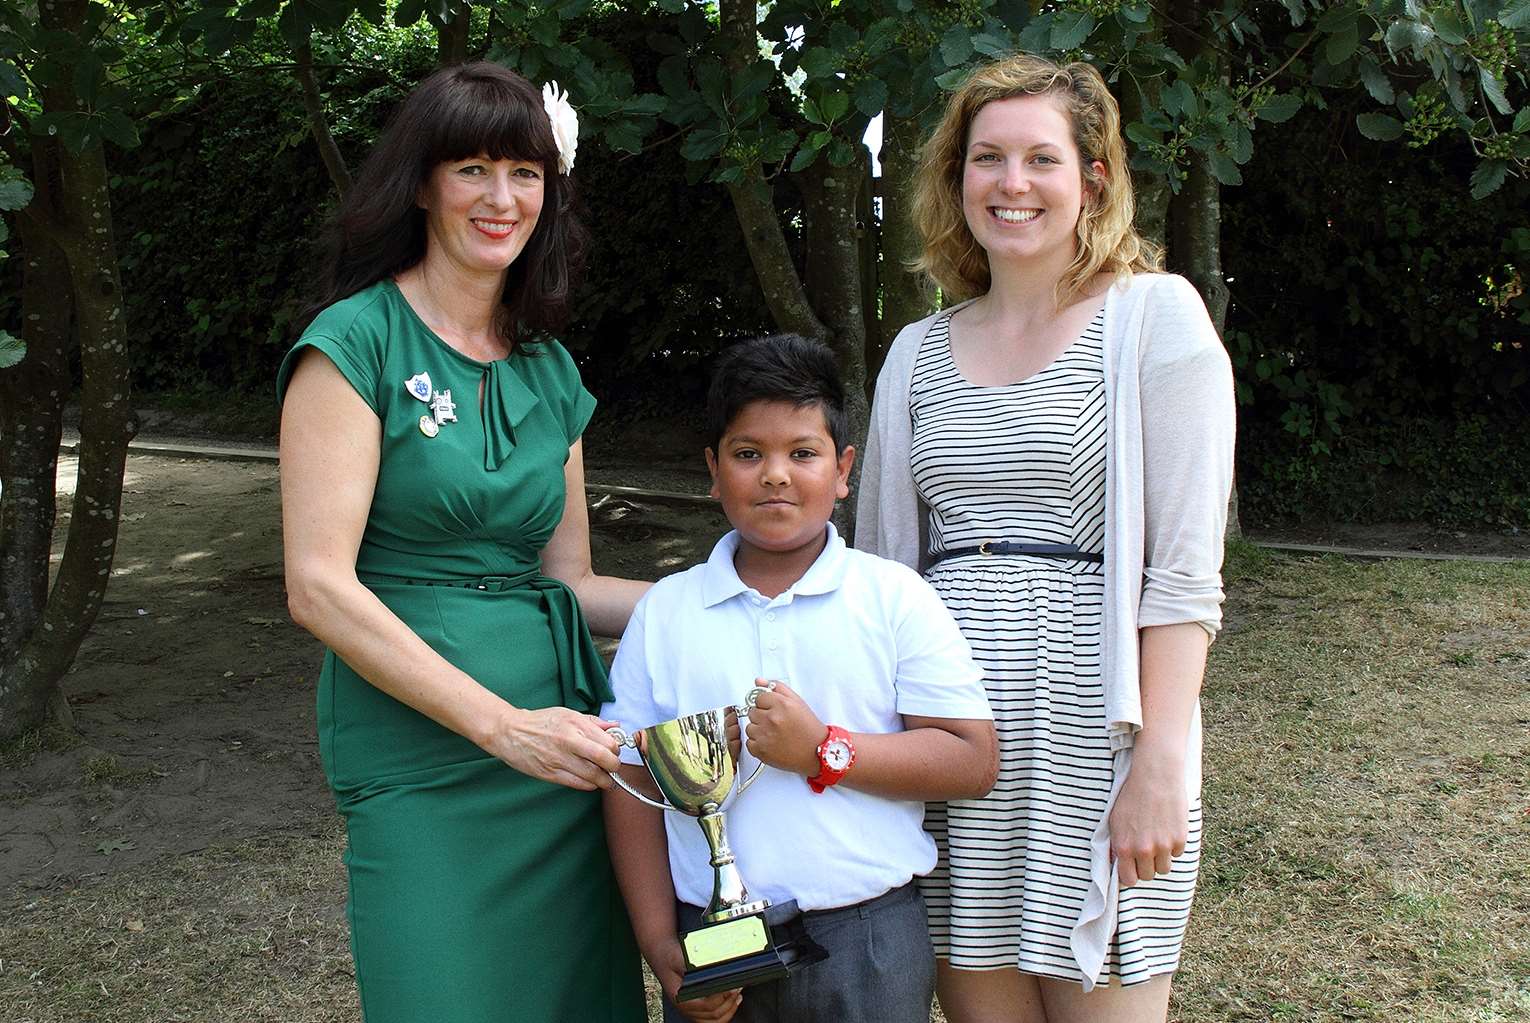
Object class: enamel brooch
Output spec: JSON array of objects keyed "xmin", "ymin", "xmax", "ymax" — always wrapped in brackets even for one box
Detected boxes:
[{"xmin": 406, "ymin": 373, "xmax": 458, "ymax": 438}]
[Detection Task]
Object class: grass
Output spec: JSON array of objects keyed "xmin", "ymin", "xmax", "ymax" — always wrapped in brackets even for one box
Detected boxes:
[{"xmin": 3, "ymin": 553, "xmax": 1527, "ymax": 1022}]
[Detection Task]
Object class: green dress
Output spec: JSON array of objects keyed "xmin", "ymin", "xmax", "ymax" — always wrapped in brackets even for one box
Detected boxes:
[{"xmin": 276, "ymin": 280, "xmax": 645, "ymax": 1023}]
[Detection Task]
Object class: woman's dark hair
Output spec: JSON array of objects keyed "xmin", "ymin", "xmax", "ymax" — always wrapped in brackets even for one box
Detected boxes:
[
  {"xmin": 706, "ymin": 334, "xmax": 850, "ymax": 454},
  {"xmin": 293, "ymin": 62, "xmax": 588, "ymax": 344}
]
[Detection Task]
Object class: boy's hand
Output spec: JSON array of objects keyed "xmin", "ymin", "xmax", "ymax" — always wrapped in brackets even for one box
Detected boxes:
[
  {"xmin": 648, "ymin": 938, "xmax": 742, "ymax": 1022},
  {"xmin": 744, "ymin": 679, "xmax": 824, "ymax": 776}
]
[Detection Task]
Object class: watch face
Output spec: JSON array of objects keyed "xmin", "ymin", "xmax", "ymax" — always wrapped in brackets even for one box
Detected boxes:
[{"xmin": 822, "ymin": 740, "xmax": 852, "ymax": 771}]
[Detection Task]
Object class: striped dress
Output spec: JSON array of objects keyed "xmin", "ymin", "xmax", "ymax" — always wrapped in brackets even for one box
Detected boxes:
[{"xmin": 909, "ymin": 308, "xmax": 1200, "ymax": 985}]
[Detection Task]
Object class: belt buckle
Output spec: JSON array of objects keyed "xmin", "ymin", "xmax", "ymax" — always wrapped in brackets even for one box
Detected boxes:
[
  {"xmin": 477, "ymin": 576, "xmax": 512, "ymax": 592},
  {"xmin": 978, "ymin": 541, "xmax": 994, "ymax": 556}
]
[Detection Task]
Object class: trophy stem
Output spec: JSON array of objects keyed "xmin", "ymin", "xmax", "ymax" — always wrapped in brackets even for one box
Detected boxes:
[{"xmin": 698, "ymin": 803, "xmax": 768, "ymax": 923}]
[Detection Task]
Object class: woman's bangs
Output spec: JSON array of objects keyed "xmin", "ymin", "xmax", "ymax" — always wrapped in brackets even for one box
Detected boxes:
[{"xmin": 426, "ymin": 80, "xmax": 556, "ymax": 166}]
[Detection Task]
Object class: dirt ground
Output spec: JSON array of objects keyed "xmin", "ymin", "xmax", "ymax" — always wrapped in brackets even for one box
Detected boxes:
[{"xmin": 0, "ymin": 452, "xmax": 728, "ymax": 895}]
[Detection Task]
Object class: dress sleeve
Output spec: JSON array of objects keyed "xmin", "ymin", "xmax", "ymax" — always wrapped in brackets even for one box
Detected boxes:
[
  {"xmin": 275, "ymin": 321, "xmax": 387, "ymax": 415},
  {"xmin": 538, "ymin": 339, "xmax": 598, "ymax": 446},
  {"xmin": 1137, "ymin": 275, "xmax": 1237, "ymax": 637}
]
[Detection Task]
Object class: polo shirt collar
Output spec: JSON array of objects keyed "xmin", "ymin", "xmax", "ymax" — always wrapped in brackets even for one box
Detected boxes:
[{"xmin": 700, "ymin": 523, "xmax": 850, "ymax": 607}]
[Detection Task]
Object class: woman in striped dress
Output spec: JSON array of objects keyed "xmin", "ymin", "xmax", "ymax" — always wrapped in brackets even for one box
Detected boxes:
[{"xmin": 856, "ymin": 55, "xmax": 1235, "ymax": 1022}]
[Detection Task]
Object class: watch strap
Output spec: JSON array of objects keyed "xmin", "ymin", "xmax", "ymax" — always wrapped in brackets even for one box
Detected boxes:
[{"xmin": 807, "ymin": 725, "xmax": 855, "ymax": 793}]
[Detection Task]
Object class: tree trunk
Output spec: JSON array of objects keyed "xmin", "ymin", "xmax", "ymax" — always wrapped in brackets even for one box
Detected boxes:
[
  {"xmin": 0, "ymin": 147, "xmax": 73, "ymax": 731},
  {"xmin": 716, "ymin": 0, "xmax": 827, "ymax": 345},
  {"xmin": 437, "ymin": 6, "xmax": 472, "ymax": 67},
  {"xmin": 1117, "ymin": 79, "xmax": 1169, "ymax": 253},
  {"xmin": 293, "ymin": 39, "xmax": 353, "ymax": 198},
  {"xmin": 0, "ymin": 0, "xmax": 138, "ymax": 740},
  {"xmin": 875, "ymin": 110, "xmax": 933, "ymax": 382},
  {"xmin": 795, "ymin": 154, "xmax": 871, "ymax": 535}
]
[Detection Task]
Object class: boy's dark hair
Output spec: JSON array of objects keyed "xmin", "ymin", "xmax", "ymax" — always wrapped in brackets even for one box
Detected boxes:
[{"xmin": 706, "ymin": 334, "xmax": 850, "ymax": 453}]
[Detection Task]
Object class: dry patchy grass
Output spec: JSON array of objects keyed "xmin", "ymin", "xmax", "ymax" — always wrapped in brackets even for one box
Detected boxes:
[{"xmin": 3, "ymin": 553, "xmax": 1527, "ymax": 1022}]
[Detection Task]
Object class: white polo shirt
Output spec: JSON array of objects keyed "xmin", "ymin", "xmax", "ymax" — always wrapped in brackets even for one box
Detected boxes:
[{"xmin": 601, "ymin": 524, "xmax": 991, "ymax": 912}]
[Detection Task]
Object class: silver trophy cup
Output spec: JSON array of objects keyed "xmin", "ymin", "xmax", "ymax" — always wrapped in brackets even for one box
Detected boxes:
[
  {"xmin": 607, "ymin": 683, "xmax": 826, "ymax": 1001},
  {"xmin": 607, "ymin": 684, "xmax": 770, "ymax": 923}
]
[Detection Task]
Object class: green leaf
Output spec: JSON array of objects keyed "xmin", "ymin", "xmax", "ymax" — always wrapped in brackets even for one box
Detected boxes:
[
  {"xmin": 1469, "ymin": 158, "xmax": 1508, "ymax": 198},
  {"xmin": 1514, "ymin": 107, "xmax": 1530, "ymax": 134},
  {"xmin": 1385, "ymin": 19, "xmax": 1433, "ymax": 59},
  {"xmin": 1480, "ymin": 70, "xmax": 1512, "ymax": 115},
  {"xmin": 1207, "ymin": 152, "xmax": 1243, "ymax": 186},
  {"xmin": 604, "ymin": 121, "xmax": 645, "ymax": 154},
  {"xmin": 0, "ymin": 330, "xmax": 23, "ymax": 370},
  {"xmin": 657, "ymin": 56, "xmax": 690, "ymax": 101},
  {"xmin": 1124, "ymin": 121, "xmax": 1160, "ymax": 148},
  {"xmin": 790, "ymin": 140, "xmax": 824, "ymax": 172},
  {"xmin": 1256, "ymin": 93, "xmax": 1302, "ymax": 123},
  {"xmin": 733, "ymin": 60, "xmax": 776, "ymax": 104},
  {"xmin": 696, "ymin": 62, "xmax": 726, "ymax": 116},
  {"xmin": 1119, "ymin": 3, "xmax": 1150, "ymax": 24},
  {"xmin": 1355, "ymin": 112, "xmax": 1404, "ymax": 140},
  {"xmin": 1431, "ymin": 7, "xmax": 1468, "ymax": 43},
  {"xmin": 935, "ymin": 68, "xmax": 969, "ymax": 91},
  {"xmin": 971, "ymin": 31, "xmax": 1012, "ymax": 57},
  {"xmin": 1324, "ymin": 19, "xmax": 1358, "ymax": 64},
  {"xmin": 863, "ymin": 18, "xmax": 900, "ymax": 57},
  {"xmin": 1499, "ymin": 0, "xmax": 1530, "ymax": 29},
  {"xmin": 1161, "ymin": 80, "xmax": 1197, "ymax": 119},
  {"xmin": 939, "ymin": 25, "xmax": 974, "ymax": 67},
  {"xmin": 657, "ymin": 0, "xmax": 685, "ymax": 11},
  {"xmin": 679, "ymin": 129, "xmax": 726, "ymax": 162},
  {"xmin": 1358, "ymin": 58, "xmax": 1395, "ymax": 104},
  {"xmin": 0, "ymin": 171, "xmax": 34, "ymax": 212},
  {"xmin": 819, "ymin": 91, "xmax": 850, "ymax": 123},
  {"xmin": 854, "ymin": 78, "xmax": 888, "ymax": 118},
  {"xmin": 828, "ymin": 138, "xmax": 859, "ymax": 167},
  {"xmin": 800, "ymin": 47, "xmax": 836, "ymax": 81},
  {"xmin": 99, "ymin": 111, "xmax": 140, "ymax": 150},
  {"xmin": 1050, "ymin": 11, "xmax": 1095, "ymax": 50}
]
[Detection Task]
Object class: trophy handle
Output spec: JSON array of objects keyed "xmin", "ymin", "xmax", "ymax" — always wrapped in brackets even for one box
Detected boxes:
[
  {"xmin": 727, "ymin": 683, "xmax": 776, "ymax": 803},
  {"xmin": 606, "ymin": 726, "xmax": 678, "ymax": 812}
]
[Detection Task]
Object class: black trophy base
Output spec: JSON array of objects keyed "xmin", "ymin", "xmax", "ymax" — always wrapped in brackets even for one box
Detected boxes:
[{"xmin": 674, "ymin": 899, "xmax": 829, "ymax": 1003}]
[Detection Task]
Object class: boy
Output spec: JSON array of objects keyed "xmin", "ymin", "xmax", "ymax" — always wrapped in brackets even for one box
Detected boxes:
[{"xmin": 601, "ymin": 335, "xmax": 998, "ymax": 1023}]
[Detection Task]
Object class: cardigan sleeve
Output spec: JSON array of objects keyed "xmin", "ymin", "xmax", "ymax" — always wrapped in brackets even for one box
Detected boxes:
[
  {"xmin": 853, "ymin": 316, "xmax": 930, "ymax": 571},
  {"xmin": 1136, "ymin": 275, "xmax": 1236, "ymax": 637}
]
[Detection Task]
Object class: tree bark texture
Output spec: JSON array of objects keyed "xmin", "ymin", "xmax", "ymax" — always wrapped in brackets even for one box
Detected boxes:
[
  {"xmin": 875, "ymin": 110, "xmax": 934, "ymax": 380},
  {"xmin": 293, "ymin": 39, "xmax": 353, "ymax": 198},
  {"xmin": 1116, "ymin": 78, "xmax": 1169, "ymax": 253},
  {"xmin": 437, "ymin": 6, "xmax": 471, "ymax": 67},
  {"xmin": 0, "ymin": 0, "xmax": 138, "ymax": 740},
  {"xmin": 795, "ymin": 155, "xmax": 872, "ymax": 536},
  {"xmin": 0, "ymin": 151, "xmax": 72, "ymax": 677},
  {"xmin": 1168, "ymin": 151, "xmax": 1228, "ymax": 331}
]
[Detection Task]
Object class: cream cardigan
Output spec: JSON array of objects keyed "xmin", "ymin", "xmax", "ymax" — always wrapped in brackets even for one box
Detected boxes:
[{"xmin": 854, "ymin": 271, "xmax": 1236, "ymax": 988}]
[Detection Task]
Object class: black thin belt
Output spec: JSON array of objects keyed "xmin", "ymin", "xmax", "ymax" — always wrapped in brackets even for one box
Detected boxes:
[{"xmin": 928, "ymin": 541, "xmax": 1103, "ymax": 566}]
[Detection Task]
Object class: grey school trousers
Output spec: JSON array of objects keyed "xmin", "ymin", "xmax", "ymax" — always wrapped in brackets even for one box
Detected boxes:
[{"xmin": 661, "ymin": 882, "xmax": 936, "ymax": 1023}]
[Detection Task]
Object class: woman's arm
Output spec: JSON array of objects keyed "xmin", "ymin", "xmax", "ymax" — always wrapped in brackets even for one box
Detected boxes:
[
  {"xmin": 280, "ymin": 350, "xmax": 621, "ymax": 790},
  {"xmin": 1108, "ymin": 622, "xmax": 1206, "ymax": 885},
  {"xmin": 1108, "ymin": 275, "xmax": 1235, "ymax": 885},
  {"xmin": 538, "ymin": 437, "xmax": 651, "ymax": 637}
]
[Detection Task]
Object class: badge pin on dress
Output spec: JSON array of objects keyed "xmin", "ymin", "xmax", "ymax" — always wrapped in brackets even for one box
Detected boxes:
[
  {"xmin": 418, "ymin": 414, "xmax": 440, "ymax": 438},
  {"xmin": 430, "ymin": 389, "xmax": 458, "ymax": 426},
  {"xmin": 405, "ymin": 372, "xmax": 433, "ymax": 403}
]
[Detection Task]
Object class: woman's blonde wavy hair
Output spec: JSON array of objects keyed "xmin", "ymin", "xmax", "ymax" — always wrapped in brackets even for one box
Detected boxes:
[{"xmin": 912, "ymin": 53, "xmax": 1162, "ymax": 308}]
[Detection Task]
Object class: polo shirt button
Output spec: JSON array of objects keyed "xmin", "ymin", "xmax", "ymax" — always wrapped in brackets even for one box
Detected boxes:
[
  {"xmin": 768, "ymin": 642, "xmax": 778, "ymax": 651},
  {"xmin": 766, "ymin": 612, "xmax": 776, "ymax": 622}
]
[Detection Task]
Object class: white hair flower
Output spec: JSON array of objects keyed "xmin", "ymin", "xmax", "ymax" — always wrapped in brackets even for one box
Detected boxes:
[{"xmin": 541, "ymin": 81, "xmax": 578, "ymax": 175}]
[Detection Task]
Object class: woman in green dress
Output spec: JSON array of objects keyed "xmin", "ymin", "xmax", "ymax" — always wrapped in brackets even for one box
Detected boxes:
[{"xmin": 278, "ymin": 63, "xmax": 647, "ymax": 1022}]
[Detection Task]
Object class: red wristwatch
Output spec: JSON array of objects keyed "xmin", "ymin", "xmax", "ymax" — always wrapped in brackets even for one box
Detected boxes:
[{"xmin": 807, "ymin": 725, "xmax": 856, "ymax": 793}]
